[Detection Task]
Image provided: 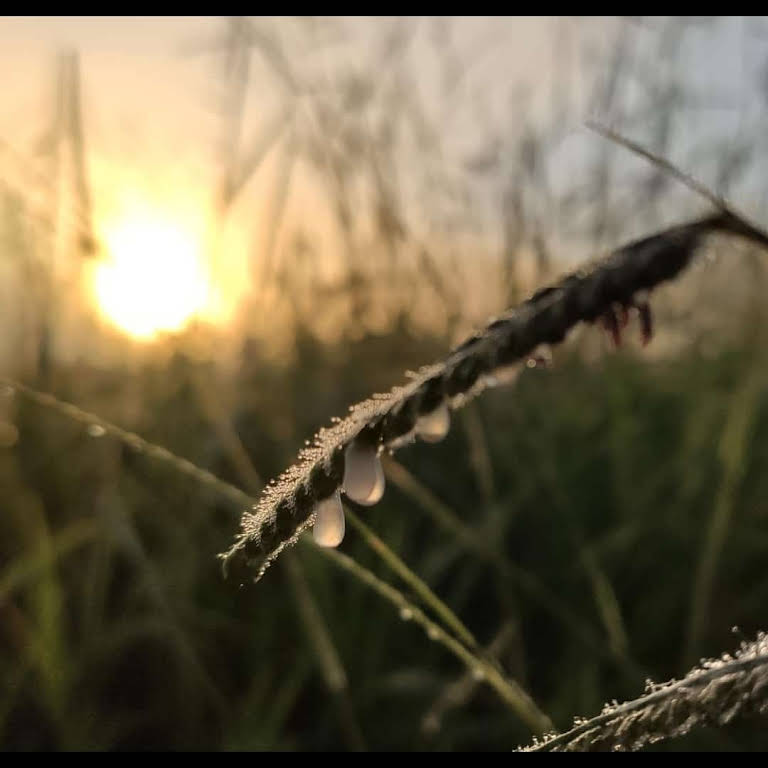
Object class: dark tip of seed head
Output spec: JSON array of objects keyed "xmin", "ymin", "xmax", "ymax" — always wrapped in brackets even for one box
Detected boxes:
[
  {"xmin": 330, "ymin": 445, "xmax": 346, "ymax": 477},
  {"xmin": 638, "ymin": 301, "xmax": 653, "ymax": 346},
  {"xmin": 274, "ymin": 498, "xmax": 297, "ymax": 538},
  {"xmin": 258, "ymin": 518, "xmax": 279, "ymax": 551},
  {"xmin": 528, "ymin": 285, "xmax": 558, "ymax": 305},
  {"xmin": 382, "ymin": 397, "xmax": 418, "ymax": 443},
  {"xmin": 354, "ymin": 424, "xmax": 380, "ymax": 450},
  {"xmin": 588, "ymin": 271, "xmax": 616, "ymax": 322},
  {"xmin": 452, "ymin": 333, "xmax": 483, "ymax": 355},
  {"xmin": 365, "ymin": 418, "xmax": 385, "ymax": 445},
  {"xmin": 309, "ymin": 460, "xmax": 339, "ymax": 500},
  {"xmin": 222, "ymin": 547, "xmax": 253, "ymax": 583},
  {"xmin": 445, "ymin": 354, "xmax": 487, "ymax": 397},
  {"xmin": 649, "ymin": 237, "xmax": 697, "ymax": 284},
  {"xmin": 294, "ymin": 480, "xmax": 315, "ymax": 511},
  {"xmin": 416, "ymin": 375, "xmax": 445, "ymax": 415},
  {"xmin": 602, "ymin": 264, "xmax": 636, "ymax": 306},
  {"xmin": 559, "ymin": 276, "xmax": 585, "ymax": 326},
  {"xmin": 495, "ymin": 323, "xmax": 535, "ymax": 367},
  {"xmin": 533, "ymin": 300, "xmax": 568, "ymax": 345},
  {"xmin": 244, "ymin": 535, "xmax": 267, "ymax": 560}
]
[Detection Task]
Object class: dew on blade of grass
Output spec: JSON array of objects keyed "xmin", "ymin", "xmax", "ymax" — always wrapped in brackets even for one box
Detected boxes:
[
  {"xmin": 526, "ymin": 345, "xmax": 552, "ymax": 369},
  {"xmin": 87, "ymin": 423, "xmax": 106, "ymax": 438},
  {"xmin": 416, "ymin": 402, "xmax": 450, "ymax": 443},
  {"xmin": 399, "ymin": 607, "xmax": 413, "ymax": 621},
  {"xmin": 471, "ymin": 667, "xmax": 485, "ymax": 682},
  {"xmin": 313, "ymin": 490, "xmax": 345, "ymax": 547},
  {"xmin": 343, "ymin": 438, "xmax": 385, "ymax": 505}
]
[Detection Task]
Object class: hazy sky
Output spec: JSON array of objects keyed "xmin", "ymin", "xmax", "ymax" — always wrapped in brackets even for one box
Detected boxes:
[
  {"xmin": 2, "ymin": 17, "xmax": 768, "ymax": 362},
  {"xmin": 2, "ymin": 17, "xmax": 766, "ymax": 216},
  {"xmin": 0, "ymin": 17, "xmax": 599, "ymax": 173}
]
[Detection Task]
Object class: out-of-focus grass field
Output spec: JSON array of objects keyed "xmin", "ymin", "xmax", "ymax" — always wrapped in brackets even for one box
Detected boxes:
[
  {"xmin": 2, "ymin": 16, "xmax": 768, "ymax": 751},
  {"xmin": 3, "ymin": 299, "xmax": 768, "ymax": 750}
]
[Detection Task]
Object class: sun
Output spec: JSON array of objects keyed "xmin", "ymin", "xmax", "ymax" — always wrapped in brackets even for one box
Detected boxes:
[{"xmin": 92, "ymin": 211, "xmax": 211, "ymax": 340}]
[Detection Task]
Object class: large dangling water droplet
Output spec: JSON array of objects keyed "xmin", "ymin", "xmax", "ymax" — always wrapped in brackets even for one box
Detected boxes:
[
  {"xmin": 343, "ymin": 439, "xmax": 385, "ymax": 505},
  {"xmin": 416, "ymin": 402, "xmax": 450, "ymax": 443},
  {"xmin": 313, "ymin": 490, "xmax": 345, "ymax": 547}
]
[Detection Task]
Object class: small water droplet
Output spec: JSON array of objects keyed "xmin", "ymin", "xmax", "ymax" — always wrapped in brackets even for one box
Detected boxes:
[
  {"xmin": 313, "ymin": 491, "xmax": 345, "ymax": 547},
  {"xmin": 343, "ymin": 439, "xmax": 385, "ymax": 505},
  {"xmin": 416, "ymin": 403, "xmax": 450, "ymax": 443},
  {"xmin": 471, "ymin": 667, "xmax": 485, "ymax": 682},
  {"xmin": 399, "ymin": 607, "xmax": 413, "ymax": 621},
  {"xmin": 427, "ymin": 626, "xmax": 440, "ymax": 641},
  {"xmin": 87, "ymin": 423, "xmax": 106, "ymax": 438},
  {"xmin": 526, "ymin": 346, "xmax": 552, "ymax": 369}
]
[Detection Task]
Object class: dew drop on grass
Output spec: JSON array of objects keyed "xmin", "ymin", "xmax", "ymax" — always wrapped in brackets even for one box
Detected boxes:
[
  {"xmin": 343, "ymin": 439, "xmax": 385, "ymax": 505},
  {"xmin": 313, "ymin": 490, "xmax": 345, "ymax": 547},
  {"xmin": 399, "ymin": 607, "xmax": 413, "ymax": 621},
  {"xmin": 416, "ymin": 402, "xmax": 450, "ymax": 443},
  {"xmin": 526, "ymin": 345, "xmax": 552, "ymax": 369},
  {"xmin": 87, "ymin": 423, "xmax": 106, "ymax": 438},
  {"xmin": 471, "ymin": 667, "xmax": 485, "ymax": 682}
]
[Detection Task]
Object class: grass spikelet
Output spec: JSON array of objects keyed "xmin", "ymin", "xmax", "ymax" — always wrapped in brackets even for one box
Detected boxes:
[
  {"xmin": 222, "ymin": 209, "xmax": 768, "ymax": 583},
  {"xmin": 523, "ymin": 632, "xmax": 768, "ymax": 752}
]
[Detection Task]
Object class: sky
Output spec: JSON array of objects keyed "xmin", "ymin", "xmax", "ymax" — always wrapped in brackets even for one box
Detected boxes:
[{"xmin": 1, "ymin": 17, "xmax": 767, "ymax": 364}]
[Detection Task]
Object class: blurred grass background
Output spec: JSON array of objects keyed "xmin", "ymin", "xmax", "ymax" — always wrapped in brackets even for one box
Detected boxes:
[{"xmin": 2, "ymin": 16, "xmax": 768, "ymax": 751}]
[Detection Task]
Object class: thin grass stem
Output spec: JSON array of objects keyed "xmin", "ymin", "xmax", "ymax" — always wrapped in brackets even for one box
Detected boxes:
[
  {"xmin": 309, "ymin": 539, "xmax": 552, "ymax": 735},
  {"xmin": 344, "ymin": 504, "xmax": 478, "ymax": 651}
]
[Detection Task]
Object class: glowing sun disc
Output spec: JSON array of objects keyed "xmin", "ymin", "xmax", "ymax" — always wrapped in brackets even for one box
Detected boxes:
[{"xmin": 93, "ymin": 214, "xmax": 210, "ymax": 340}]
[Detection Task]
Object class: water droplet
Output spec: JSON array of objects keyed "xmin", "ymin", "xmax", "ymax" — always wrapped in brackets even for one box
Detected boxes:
[
  {"xmin": 87, "ymin": 423, "xmax": 106, "ymax": 438},
  {"xmin": 471, "ymin": 667, "xmax": 485, "ymax": 682},
  {"xmin": 526, "ymin": 345, "xmax": 552, "ymax": 369},
  {"xmin": 343, "ymin": 439, "xmax": 385, "ymax": 505},
  {"xmin": 416, "ymin": 403, "xmax": 450, "ymax": 443},
  {"xmin": 399, "ymin": 607, "xmax": 413, "ymax": 621},
  {"xmin": 427, "ymin": 626, "xmax": 440, "ymax": 641},
  {"xmin": 313, "ymin": 490, "xmax": 345, "ymax": 547}
]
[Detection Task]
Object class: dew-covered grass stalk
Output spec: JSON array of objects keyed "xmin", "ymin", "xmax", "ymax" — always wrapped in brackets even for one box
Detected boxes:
[
  {"xmin": 222, "ymin": 209, "xmax": 768, "ymax": 585},
  {"xmin": 524, "ymin": 633, "xmax": 768, "ymax": 752}
]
